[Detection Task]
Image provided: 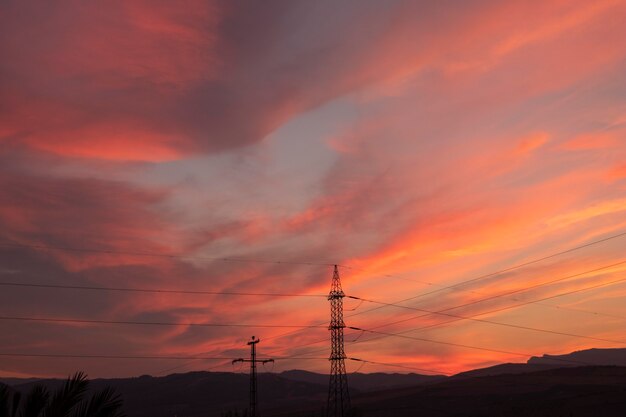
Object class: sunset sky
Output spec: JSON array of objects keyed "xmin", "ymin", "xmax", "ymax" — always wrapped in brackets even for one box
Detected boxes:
[{"xmin": 1, "ymin": 0, "xmax": 626, "ymax": 379}]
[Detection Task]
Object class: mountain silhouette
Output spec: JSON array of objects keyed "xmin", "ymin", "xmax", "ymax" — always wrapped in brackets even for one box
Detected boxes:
[
  {"xmin": 280, "ymin": 369, "xmax": 445, "ymax": 391},
  {"xmin": 4, "ymin": 347, "xmax": 626, "ymax": 416},
  {"xmin": 528, "ymin": 347, "xmax": 626, "ymax": 366},
  {"xmin": 454, "ymin": 347, "xmax": 626, "ymax": 379}
]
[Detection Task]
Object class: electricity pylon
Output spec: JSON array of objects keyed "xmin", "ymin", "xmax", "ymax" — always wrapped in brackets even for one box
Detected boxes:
[
  {"xmin": 327, "ymin": 265, "xmax": 350, "ymax": 417},
  {"xmin": 233, "ymin": 336, "xmax": 274, "ymax": 417}
]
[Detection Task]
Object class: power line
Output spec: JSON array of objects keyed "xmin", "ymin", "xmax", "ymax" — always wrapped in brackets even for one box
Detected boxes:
[
  {"xmin": 2, "ymin": 231, "xmax": 623, "ymax": 308},
  {"xmin": 175, "ymin": 355, "xmax": 450, "ymax": 377},
  {"xmin": 3, "ymin": 229, "xmax": 624, "ymax": 285},
  {"xmin": 265, "ymin": 269, "xmax": 626, "ymax": 361},
  {"xmin": 506, "ymin": 275, "xmax": 626, "ymax": 312},
  {"xmin": 8, "ymin": 261, "xmax": 626, "ymax": 360},
  {"xmin": 533, "ymin": 301, "xmax": 626, "ymax": 321},
  {"xmin": 259, "ymin": 257, "xmax": 626, "ymax": 353},
  {"xmin": 349, "ymin": 295, "xmax": 625, "ymax": 344},
  {"xmin": 0, "ymin": 281, "xmax": 326, "ymax": 298},
  {"xmin": 7, "ymin": 232, "xmax": 621, "ymax": 377},
  {"xmin": 363, "ymin": 266, "xmax": 626, "ymax": 324},
  {"xmin": 341, "ymin": 231, "xmax": 626, "ymax": 318},
  {"xmin": 428, "ymin": 260, "xmax": 626, "ymax": 315},
  {"xmin": 158, "ymin": 357, "xmax": 235, "ymax": 376},
  {"xmin": 416, "ymin": 274, "xmax": 626, "ymax": 336},
  {"xmin": 154, "ymin": 232, "xmax": 626, "ymax": 378},
  {"xmin": 258, "ymin": 232, "xmax": 626, "ymax": 346},
  {"xmin": 406, "ymin": 274, "xmax": 626, "ymax": 337},
  {"xmin": 347, "ymin": 357, "xmax": 449, "ymax": 376},
  {"xmin": 341, "ymin": 230, "xmax": 626, "ymax": 286},
  {"xmin": 2, "ymin": 261, "xmax": 621, "ymax": 328},
  {"xmin": 349, "ymin": 259, "xmax": 626, "ymax": 336},
  {"xmin": 348, "ymin": 327, "xmax": 594, "ymax": 367},
  {"xmin": 0, "ymin": 352, "xmax": 327, "ymax": 360},
  {"xmin": 433, "ymin": 281, "xmax": 626, "ymax": 322},
  {"xmin": 343, "ymin": 274, "xmax": 626, "ymax": 352},
  {"xmin": 2, "ymin": 270, "xmax": 618, "ymax": 322},
  {"xmin": 0, "ymin": 353, "xmax": 234, "ymax": 360},
  {"xmin": 154, "ymin": 264, "xmax": 626, "ymax": 377},
  {"xmin": 0, "ymin": 316, "xmax": 327, "ymax": 329},
  {"xmin": 166, "ymin": 260, "xmax": 626, "ymax": 375},
  {"xmin": 221, "ymin": 264, "xmax": 626, "ymax": 375}
]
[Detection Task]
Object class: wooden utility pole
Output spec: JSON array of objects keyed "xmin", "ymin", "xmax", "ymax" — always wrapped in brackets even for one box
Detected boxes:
[{"xmin": 233, "ymin": 336, "xmax": 274, "ymax": 417}]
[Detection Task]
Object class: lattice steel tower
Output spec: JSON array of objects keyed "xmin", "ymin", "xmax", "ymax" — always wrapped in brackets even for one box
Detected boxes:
[{"xmin": 327, "ymin": 265, "xmax": 350, "ymax": 417}]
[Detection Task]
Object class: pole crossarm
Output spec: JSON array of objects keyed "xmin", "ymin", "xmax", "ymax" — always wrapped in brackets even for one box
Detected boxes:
[{"xmin": 232, "ymin": 358, "xmax": 274, "ymax": 364}]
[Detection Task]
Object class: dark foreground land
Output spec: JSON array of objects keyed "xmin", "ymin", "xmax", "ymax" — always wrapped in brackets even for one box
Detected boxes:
[
  {"xmin": 3, "ymin": 366, "xmax": 626, "ymax": 416},
  {"xmin": 346, "ymin": 366, "xmax": 626, "ymax": 417}
]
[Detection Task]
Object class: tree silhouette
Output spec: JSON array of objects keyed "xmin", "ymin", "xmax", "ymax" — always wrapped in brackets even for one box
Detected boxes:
[{"xmin": 0, "ymin": 372, "xmax": 125, "ymax": 417}]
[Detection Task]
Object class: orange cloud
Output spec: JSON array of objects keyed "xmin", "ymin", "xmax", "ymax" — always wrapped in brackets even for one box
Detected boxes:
[
  {"xmin": 25, "ymin": 125, "xmax": 187, "ymax": 162},
  {"xmin": 560, "ymin": 131, "xmax": 621, "ymax": 151},
  {"xmin": 608, "ymin": 164, "xmax": 626, "ymax": 181},
  {"xmin": 545, "ymin": 198, "xmax": 626, "ymax": 230}
]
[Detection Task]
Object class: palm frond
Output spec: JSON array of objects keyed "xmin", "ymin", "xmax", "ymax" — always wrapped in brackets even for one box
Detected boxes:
[
  {"xmin": 43, "ymin": 372, "xmax": 88, "ymax": 417},
  {"xmin": 19, "ymin": 385, "xmax": 49, "ymax": 417},
  {"xmin": 1, "ymin": 384, "xmax": 13, "ymax": 417},
  {"xmin": 11, "ymin": 392, "xmax": 21, "ymax": 417},
  {"xmin": 0, "ymin": 384, "xmax": 21, "ymax": 417},
  {"xmin": 71, "ymin": 387, "xmax": 125, "ymax": 417}
]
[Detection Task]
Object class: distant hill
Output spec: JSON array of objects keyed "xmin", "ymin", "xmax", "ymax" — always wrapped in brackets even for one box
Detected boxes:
[
  {"xmin": 453, "ymin": 362, "xmax": 559, "ymax": 378},
  {"xmin": 280, "ymin": 370, "xmax": 445, "ymax": 391},
  {"xmin": 455, "ymin": 347, "xmax": 626, "ymax": 379},
  {"xmin": 528, "ymin": 347, "xmax": 626, "ymax": 366},
  {"xmin": 3, "ymin": 369, "xmax": 445, "ymax": 416},
  {"xmin": 0, "ymin": 377, "xmax": 41, "ymax": 386},
  {"xmin": 9, "ymin": 372, "xmax": 328, "ymax": 417}
]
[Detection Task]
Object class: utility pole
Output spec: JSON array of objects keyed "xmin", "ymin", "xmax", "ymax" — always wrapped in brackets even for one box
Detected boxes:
[
  {"xmin": 327, "ymin": 265, "xmax": 350, "ymax": 417},
  {"xmin": 233, "ymin": 336, "xmax": 274, "ymax": 417}
]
